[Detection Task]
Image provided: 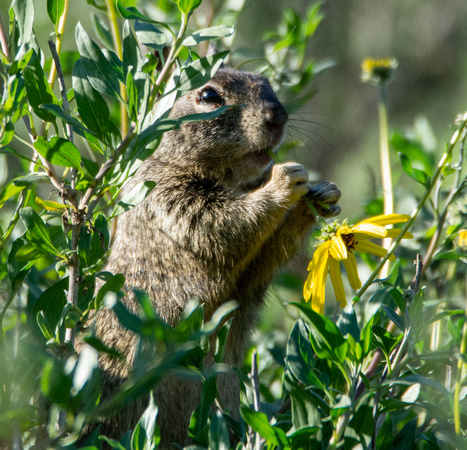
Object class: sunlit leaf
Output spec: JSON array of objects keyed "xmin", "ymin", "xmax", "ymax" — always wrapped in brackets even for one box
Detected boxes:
[{"xmin": 34, "ymin": 136, "xmax": 82, "ymax": 170}]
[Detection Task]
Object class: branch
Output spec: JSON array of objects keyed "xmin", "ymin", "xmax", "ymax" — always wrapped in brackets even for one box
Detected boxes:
[
  {"xmin": 48, "ymin": 39, "xmax": 77, "ymax": 191},
  {"xmin": 79, "ymin": 127, "xmax": 136, "ymax": 212}
]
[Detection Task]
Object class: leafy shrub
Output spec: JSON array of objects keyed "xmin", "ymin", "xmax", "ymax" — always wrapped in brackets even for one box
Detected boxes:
[{"xmin": 0, "ymin": 1, "xmax": 466, "ymax": 449}]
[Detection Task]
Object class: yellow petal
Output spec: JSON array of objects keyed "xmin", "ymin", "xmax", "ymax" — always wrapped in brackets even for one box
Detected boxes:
[
  {"xmin": 329, "ymin": 235, "xmax": 347, "ymax": 260},
  {"xmin": 358, "ymin": 214, "xmax": 410, "ymax": 226},
  {"xmin": 351, "ymin": 223, "xmax": 388, "ymax": 238},
  {"xmin": 354, "ymin": 240, "xmax": 396, "ymax": 261},
  {"xmin": 329, "ymin": 259, "xmax": 347, "ymax": 308},
  {"xmin": 307, "ymin": 241, "xmax": 331, "ymax": 271},
  {"xmin": 303, "ymin": 272, "xmax": 313, "ymax": 301},
  {"xmin": 311, "ymin": 252, "xmax": 330, "ymax": 315},
  {"xmin": 342, "ymin": 252, "xmax": 362, "ymax": 290},
  {"xmin": 385, "ymin": 229, "xmax": 414, "ymax": 239}
]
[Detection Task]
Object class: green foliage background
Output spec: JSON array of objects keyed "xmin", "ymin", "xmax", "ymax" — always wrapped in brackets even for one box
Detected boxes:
[{"xmin": 1, "ymin": 0, "xmax": 467, "ymax": 449}]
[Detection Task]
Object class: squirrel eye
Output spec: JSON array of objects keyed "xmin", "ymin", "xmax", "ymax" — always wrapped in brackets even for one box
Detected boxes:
[{"xmin": 198, "ymin": 87, "xmax": 223, "ymax": 107}]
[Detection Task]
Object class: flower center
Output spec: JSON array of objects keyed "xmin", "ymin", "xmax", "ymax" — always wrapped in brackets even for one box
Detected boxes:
[{"xmin": 342, "ymin": 233, "xmax": 357, "ymax": 251}]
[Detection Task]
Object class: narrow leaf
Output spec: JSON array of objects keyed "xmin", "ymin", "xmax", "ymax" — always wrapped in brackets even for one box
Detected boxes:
[
  {"xmin": 75, "ymin": 22, "xmax": 120, "ymax": 99},
  {"xmin": 134, "ymin": 21, "xmax": 167, "ymax": 51},
  {"xmin": 47, "ymin": 0, "xmax": 65, "ymax": 29},
  {"xmin": 178, "ymin": 51, "xmax": 229, "ymax": 95},
  {"xmin": 23, "ymin": 51, "xmax": 58, "ymax": 123},
  {"xmin": 92, "ymin": 13, "xmax": 114, "ymax": 50},
  {"xmin": 111, "ymin": 180, "xmax": 156, "ymax": 217},
  {"xmin": 182, "ymin": 25, "xmax": 234, "ymax": 46},
  {"xmin": 72, "ymin": 58, "xmax": 110, "ymax": 141}
]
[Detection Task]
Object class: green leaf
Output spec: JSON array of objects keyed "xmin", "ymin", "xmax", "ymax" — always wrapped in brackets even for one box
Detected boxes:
[
  {"xmin": 290, "ymin": 384, "xmax": 322, "ymax": 431},
  {"xmin": 111, "ymin": 180, "xmax": 156, "ymax": 217},
  {"xmin": 87, "ymin": 214, "xmax": 109, "ymax": 267},
  {"xmin": 83, "ymin": 335, "xmax": 123, "ymax": 359},
  {"xmin": 0, "ymin": 181, "xmax": 25, "ymax": 209},
  {"xmin": 19, "ymin": 207, "xmax": 59, "ymax": 254},
  {"xmin": 292, "ymin": 302, "xmax": 348, "ymax": 364},
  {"xmin": 47, "ymin": 0, "xmax": 65, "ymax": 29},
  {"xmin": 123, "ymin": 20, "xmax": 143, "ymax": 81},
  {"xmin": 336, "ymin": 305, "xmax": 360, "ymax": 342},
  {"xmin": 189, "ymin": 377, "xmax": 217, "ymax": 444},
  {"xmin": 23, "ymin": 51, "xmax": 58, "ymax": 123},
  {"xmin": 381, "ymin": 304, "xmax": 405, "ymax": 331},
  {"xmin": 209, "ymin": 410, "xmax": 230, "ymax": 450},
  {"xmin": 116, "ymin": 1, "xmax": 156, "ymax": 23},
  {"xmin": 12, "ymin": 173, "xmax": 51, "ymax": 187},
  {"xmin": 178, "ymin": 51, "xmax": 229, "ymax": 95},
  {"xmin": 94, "ymin": 273, "xmax": 125, "ymax": 310},
  {"xmin": 132, "ymin": 394, "xmax": 160, "ymax": 449},
  {"xmin": 92, "ymin": 13, "xmax": 114, "ymax": 50},
  {"xmin": 34, "ymin": 136, "xmax": 82, "ymax": 170},
  {"xmin": 75, "ymin": 22, "xmax": 121, "ymax": 99},
  {"xmin": 399, "ymin": 152, "xmax": 429, "ymax": 185},
  {"xmin": 30, "ymin": 277, "xmax": 68, "ymax": 335},
  {"xmin": 1, "ymin": 121, "xmax": 14, "ymax": 146},
  {"xmin": 14, "ymin": 241, "xmax": 50, "ymax": 262},
  {"xmin": 72, "ymin": 58, "xmax": 110, "ymax": 141},
  {"xmin": 286, "ymin": 320, "xmax": 326, "ymax": 391},
  {"xmin": 134, "ymin": 21, "xmax": 167, "ymax": 51},
  {"xmin": 4, "ymin": 75, "xmax": 27, "ymax": 123},
  {"xmin": 12, "ymin": 0, "xmax": 34, "ymax": 46},
  {"xmin": 240, "ymin": 406, "xmax": 290, "ymax": 448},
  {"xmin": 41, "ymin": 358, "xmax": 72, "ymax": 407},
  {"xmin": 174, "ymin": 0, "xmax": 202, "ymax": 14},
  {"xmin": 182, "ymin": 25, "xmax": 234, "ymax": 46},
  {"xmin": 138, "ymin": 105, "xmax": 237, "ymax": 150},
  {"xmin": 371, "ymin": 325, "xmax": 401, "ymax": 356},
  {"xmin": 7, "ymin": 237, "xmax": 32, "ymax": 285},
  {"xmin": 39, "ymin": 104, "xmax": 99, "ymax": 143},
  {"xmin": 36, "ymin": 311, "xmax": 54, "ymax": 340}
]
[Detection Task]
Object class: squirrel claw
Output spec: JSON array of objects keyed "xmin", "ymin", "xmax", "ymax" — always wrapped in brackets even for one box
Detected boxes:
[{"xmin": 306, "ymin": 181, "xmax": 341, "ymax": 218}]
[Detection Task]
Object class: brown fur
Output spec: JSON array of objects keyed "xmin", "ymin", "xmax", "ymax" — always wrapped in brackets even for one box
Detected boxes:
[{"xmin": 91, "ymin": 69, "xmax": 341, "ymax": 447}]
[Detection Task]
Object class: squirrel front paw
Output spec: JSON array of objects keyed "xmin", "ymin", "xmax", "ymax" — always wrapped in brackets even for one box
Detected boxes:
[
  {"xmin": 307, "ymin": 181, "xmax": 341, "ymax": 218},
  {"xmin": 270, "ymin": 162, "xmax": 309, "ymax": 204}
]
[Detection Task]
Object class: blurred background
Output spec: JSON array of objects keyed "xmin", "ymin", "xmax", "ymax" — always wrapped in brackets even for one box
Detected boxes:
[{"xmin": 234, "ymin": 0, "xmax": 467, "ymax": 218}]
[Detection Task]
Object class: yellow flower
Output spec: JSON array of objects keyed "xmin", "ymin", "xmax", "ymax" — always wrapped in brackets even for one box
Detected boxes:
[
  {"xmin": 303, "ymin": 214, "xmax": 413, "ymax": 314},
  {"xmin": 457, "ymin": 230, "xmax": 467, "ymax": 249},
  {"xmin": 361, "ymin": 58, "xmax": 398, "ymax": 84}
]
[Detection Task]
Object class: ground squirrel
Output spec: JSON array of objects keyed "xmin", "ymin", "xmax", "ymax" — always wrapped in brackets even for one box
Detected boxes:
[{"xmin": 92, "ymin": 68, "xmax": 341, "ymax": 447}]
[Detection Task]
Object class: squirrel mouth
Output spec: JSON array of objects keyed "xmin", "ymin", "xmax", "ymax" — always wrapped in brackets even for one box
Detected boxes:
[{"xmin": 248, "ymin": 149, "xmax": 274, "ymax": 166}]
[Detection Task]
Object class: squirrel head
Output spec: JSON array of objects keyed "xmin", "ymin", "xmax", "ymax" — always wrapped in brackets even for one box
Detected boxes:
[{"xmin": 160, "ymin": 68, "xmax": 288, "ymax": 187}]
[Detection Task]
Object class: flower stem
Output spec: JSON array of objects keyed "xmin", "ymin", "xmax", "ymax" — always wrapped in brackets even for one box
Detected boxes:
[
  {"xmin": 378, "ymin": 83, "xmax": 393, "ymax": 278},
  {"xmin": 355, "ymin": 116, "xmax": 467, "ymax": 300},
  {"xmin": 454, "ymin": 272, "xmax": 467, "ymax": 435}
]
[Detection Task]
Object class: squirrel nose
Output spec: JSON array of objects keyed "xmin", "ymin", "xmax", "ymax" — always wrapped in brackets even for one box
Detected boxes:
[{"xmin": 264, "ymin": 103, "xmax": 288, "ymax": 125}]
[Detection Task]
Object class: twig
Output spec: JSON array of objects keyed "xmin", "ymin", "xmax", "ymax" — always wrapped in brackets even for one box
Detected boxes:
[
  {"xmin": 22, "ymin": 116, "xmax": 64, "ymax": 192},
  {"xmin": 48, "ymin": 39, "xmax": 76, "ymax": 191},
  {"xmin": 79, "ymin": 126, "xmax": 135, "ymax": 211}
]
